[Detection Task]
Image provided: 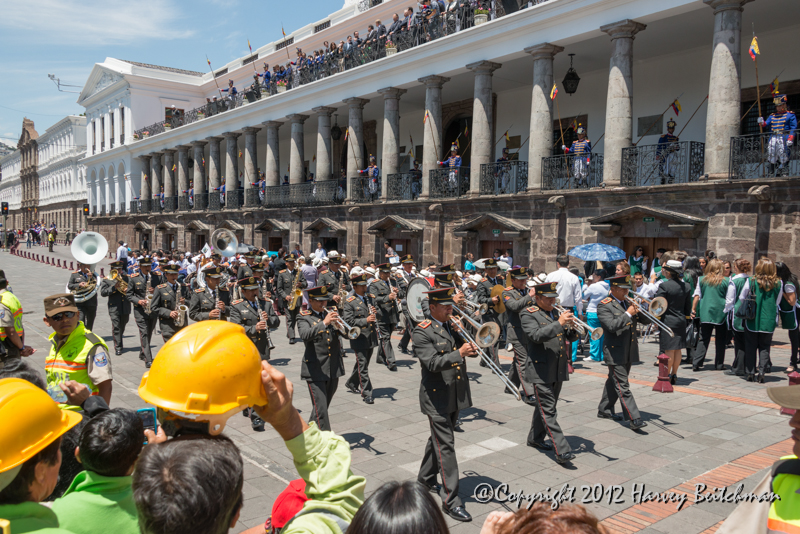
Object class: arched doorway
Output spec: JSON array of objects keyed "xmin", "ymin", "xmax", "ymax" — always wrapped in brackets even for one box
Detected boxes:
[{"xmin": 443, "ymin": 116, "xmax": 472, "ymax": 167}]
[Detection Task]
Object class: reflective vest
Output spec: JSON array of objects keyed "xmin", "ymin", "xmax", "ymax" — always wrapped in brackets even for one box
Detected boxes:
[
  {"xmin": 45, "ymin": 322, "xmax": 109, "ymax": 411},
  {"xmin": 768, "ymin": 456, "xmax": 800, "ymax": 534},
  {"xmin": 0, "ymin": 289, "xmax": 24, "ymax": 342}
]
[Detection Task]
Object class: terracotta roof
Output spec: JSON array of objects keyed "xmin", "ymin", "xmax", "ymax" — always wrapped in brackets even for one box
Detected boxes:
[{"xmin": 119, "ymin": 60, "xmax": 204, "ymax": 77}]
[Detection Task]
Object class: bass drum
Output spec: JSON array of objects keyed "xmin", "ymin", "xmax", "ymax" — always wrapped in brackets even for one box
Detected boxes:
[{"xmin": 406, "ymin": 277, "xmax": 432, "ymax": 323}]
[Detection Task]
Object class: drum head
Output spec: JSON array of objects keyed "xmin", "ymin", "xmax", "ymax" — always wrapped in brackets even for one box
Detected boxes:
[{"xmin": 406, "ymin": 278, "xmax": 432, "ymax": 323}]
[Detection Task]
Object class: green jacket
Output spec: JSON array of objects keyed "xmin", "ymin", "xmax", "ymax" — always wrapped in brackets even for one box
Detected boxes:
[
  {"xmin": 51, "ymin": 471, "xmax": 138, "ymax": 534},
  {"xmin": 0, "ymin": 501, "xmax": 76, "ymax": 534}
]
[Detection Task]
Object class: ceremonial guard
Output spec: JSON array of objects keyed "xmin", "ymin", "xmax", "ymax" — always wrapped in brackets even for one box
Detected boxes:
[
  {"xmin": 126, "ymin": 255, "xmax": 163, "ymax": 367},
  {"xmin": 99, "ymin": 260, "xmax": 130, "ymax": 355},
  {"xmin": 358, "ymin": 155, "xmax": 381, "ymax": 201},
  {"xmin": 562, "ymin": 125, "xmax": 592, "ymax": 186},
  {"xmin": 396, "ymin": 254, "xmax": 418, "ymax": 354},
  {"xmin": 437, "ymin": 144, "xmax": 464, "ymax": 195},
  {"xmin": 297, "ymin": 286, "xmax": 346, "ymax": 431},
  {"xmin": 317, "ymin": 251, "xmax": 351, "ymax": 307},
  {"xmin": 150, "ymin": 262, "xmax": 189, "ymax": 343},
  {"xmin": 657, "ymin": 118, "xmax": 680, "ymax": 183},
  {"xmin": 67, "ymin": 262, "xmax": 99, "ymax": 330},
  {"xmin": 343, "ymin": 273, "xmax": 379, "ymax": 404},
  {"xmin": 758, "ymin": 94, "xmax": 797, "ymax": 177},
  {"xmin": 371, "ymin": 263, "xmax": 400, "ymax": 371},
  {"xmin": 476, "ymin": 258, "xmax": 504, "ymax": 366},
  {"xmin": 596, "ymin": 275, "xmax": 649, "ymax": 430},
  {"xmin": 502, "ymin": 267, "xmax": 536, "ymax": 396},
  {"xmin": 276, "ymin": 253, "xmax": 308, "ymax": 344},
  {"xmin": 414, "ymin": 287, "xmax": 476, "ymax": 523},
  {"xmin": 188, "ymin": 266, "xmax": 230, "ymax": 322},
  {"xmin": 519, "ymin": 282, "xmax": 579, "ymax": 465}
]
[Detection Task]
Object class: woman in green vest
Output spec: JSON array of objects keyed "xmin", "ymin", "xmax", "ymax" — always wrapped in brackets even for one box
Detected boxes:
[
  {"xmin": 738, "ymin": 258, "xmax": 783, "ymax": 383},
  {"xmin": 628, "ymin": 246, "xmax": 648, "ymax": 276},
  {"xmin": 723, "ymin": 258, "xmax": 752, "ymax": 377},
  {"xmin": 690, "ymin": 259, "xmax": 730, "ymax": 371},
  {"xmin": 776, "ymin": 262, "xmax": 798, "ymax": 373}
]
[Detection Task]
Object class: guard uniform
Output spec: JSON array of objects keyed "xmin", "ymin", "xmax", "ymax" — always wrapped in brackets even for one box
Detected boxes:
[
  {"xmin": 413, "ymin": 287, "xmax": 472, "ymax": 518},
  {"xmin": 67, "ymin": 268, "xmax": 98, "ymax": 330},
  {"xmin": 276, "ymin": 254, "xmax": 308, "ymax": 343},
  {"xmin": 297, "ymin": 286, "xmax": 345, "ymax": 431},
  {"xmin": 229, "ymin": 278, "xmax": 280, "ymax": 361},
  {"xmin": 150, "ymin": 264, "xmax": 189, "ymax": 343},
  {"xmin": 126, "ymin": 257, "xmax": 163, "ymax": 367},
  {"xmin": 99, "ymin": 260, "xmax": 130, "ymax": 355},
  {"xmin": 438, "ymin": 144, "xmax": 464, "ymax": 194},
  {"xmin": 188, "ymin": 267, "xmax": 231, "ymax": 322},
  {"xmin": 502, "ymin": 268, "xmax": 535, "ymax": 396},
  {"xmin": 596, "ymin": 275, "xmax": 650, "ymax": 430},
  {"xmin": 519, "ymin": 282, "xmax": 579, "ymax": 464},
  {"xmin": 396, "ymin": 255, "xmax": 418, "ymax": 353},
  {"xmin": 371, "ymin": 263, "xmax": 399, "ymax": 370},
  {"xmin": 565, "ymin": 126, "xmax": 592, "ymax": 184},
  {"xmin": 657, "ymin": 118, "xmax": 680, "ymax": 183},
  {"xmin": 358, "ymin": 156, "xmax": 381, "ymax": 200},
  {"xmin": 343, "ymin": 274, "xmax": 379, "ymax": 403},
  {"xmin": 761, "ymin": 94, "xmax": 798, "ymax": 176},
  {"xmin": 475, "ymin": 259, "xmax": 505, "ymax": 366}
]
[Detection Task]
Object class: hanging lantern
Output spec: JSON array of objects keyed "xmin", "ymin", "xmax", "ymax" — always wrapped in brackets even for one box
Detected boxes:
[
  {"xmin": 331, "ymin": 114, "xmax": 342, "ymax": 141},
  {"xmin": 562, "ymin": 54, "xmax": 580, "ymax": 96}
]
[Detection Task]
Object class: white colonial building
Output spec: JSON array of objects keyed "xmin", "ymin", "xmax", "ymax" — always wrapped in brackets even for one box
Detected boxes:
[{"xmin": 0, "ymin": 151, "xmax": 22, "ymax": 229}]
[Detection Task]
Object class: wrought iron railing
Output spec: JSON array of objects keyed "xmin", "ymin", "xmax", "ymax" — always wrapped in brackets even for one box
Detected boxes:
[
  {"xmin": 151, "ymin": 197, "xmax": 164, "ymax": 213},
  {"xmin": 621, "ymin": 141, "xmax": 705, "ymax": 187},
  {"xmin": 100, "ymin": 206, "xmax": 106, "ymax": 216},
  {"xmin": 245, "ymin": 188, "xmax": 262, "ymax": 207},
  {"xmin": 178, "ymin": 195, "xmax": 193, "ymax": 211},
  {"xmin": 194, "ymin": 192, "xmax": 209, "ymax": 211},
  {"xmin": 225, "ymin": 189, "xmax": 244, "ymax": 209},
  {"xmin": 208, "ymin": 191, "xmax": 222, "ymax": 211},
  {"xmin": 387, "ymin": 172, "xmax": 420, "ymax": 201},
  {"xmin": 541, "ymin": 154, "xmax": 604, "ymax": 190},
  {"xmin": 91, "ymin": 208, "xmax": 97, "ymax": 217},
  {"xmin": 129, "ymin": 201, "xmax": 140, "ymax": 214},
  {"xmin": 357, "ymin": 0, "xmax": 383, "ymax": 12},
  {"xmin": 350, "ymin": 175, "xmax": 382, "ymax": 203},
  {"xmin": 480, "ymin": 161, "xmax": 528, "ymax": 195},
  {"xmin": 108, "ymin": 205, "xmax": 115, "ymax": 216},
  {"xmin": 119, "ymin": 134, "xmax": 124, "ymax": 145},
  {"xmin": 430, "ymin": 167, "xmax": 469, "ymax": 199},
  {"xmin": 140, "ymin": 199, "xmax": 153, "ymax": 213},
  {"xmin": 263, "ymin": 181, "xmax": 343, "ymax": 207},
  {"xmin": 728, "ymin": 132, "xmax": 800, "ymax": 180},
  {"xmin": 163, "ymin": 196, "xmax": 178, "ymax": 212}
]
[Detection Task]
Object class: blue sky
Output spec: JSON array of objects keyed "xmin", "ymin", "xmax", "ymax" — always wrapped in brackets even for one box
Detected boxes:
[{"xmin": 0, "ymin": 0, "xmax": 342, "ymax": 147}]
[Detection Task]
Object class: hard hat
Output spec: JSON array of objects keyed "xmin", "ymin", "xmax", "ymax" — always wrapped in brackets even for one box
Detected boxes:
[
  {"xmin": 138, "ymin": 322, "xmax": 267, "ymax": 435},
  {"xmin": 0, "ymin": 378, "xmax": 82, "ymax": 473}
]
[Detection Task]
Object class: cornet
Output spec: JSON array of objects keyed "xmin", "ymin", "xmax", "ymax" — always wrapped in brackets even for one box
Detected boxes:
[
  {"xmin": 324, "ymin": 307, "xmax": 361, "ymax": 340},
  {"xmin": 553, "ymin": 298, "xmax": 604, "ymax": 340}
]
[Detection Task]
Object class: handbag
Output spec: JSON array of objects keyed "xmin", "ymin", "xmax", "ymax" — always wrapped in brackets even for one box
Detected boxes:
[
  {"xmin": 735, "ymin": 277, "xmax": 757, "ymax": 321},
  {"xmin": 686, "ymin": 318, "xmax": 700, "ymax": 349}
]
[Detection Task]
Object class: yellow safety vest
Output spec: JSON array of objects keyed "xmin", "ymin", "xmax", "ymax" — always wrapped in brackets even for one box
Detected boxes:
[
  {"xmin": 0, "ymin": 289, "xmax": 24, "ymax": 341},
  {"xmin": 768, "ymin": 456, "xmax": 800, "ymax": 534},
  {"xmin": 45, "ymin": 322, "xmax": 109, "ymax": 411}
]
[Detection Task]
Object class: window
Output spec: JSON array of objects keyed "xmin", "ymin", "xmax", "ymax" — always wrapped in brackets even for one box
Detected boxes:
[
  {"xmin": 214, "ymin": 68, "xmax": 228, "ymax": 78},
  {"xmin": 314, "ymin": 21, "xmax": 331, "ymax": 33},
  {"xmin": 276, "ymin": 37, "xmax": 294, "ymax": 51},
  {"xmin": 243, "ymin": 53, "xmax": 259, "ymax": 66}
]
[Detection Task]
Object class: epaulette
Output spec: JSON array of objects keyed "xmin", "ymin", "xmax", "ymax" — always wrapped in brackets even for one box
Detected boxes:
[
  {"xmin": 526, "ymin": 306, "xmax": 539, "ymax": 313},
  {"xmin": 600, "ymin": 297, "xmax": 613, "ymax": 304},
  {"xmin": 418, "ymin": 320, "xmax": 431, "ymax": 329},
  {"xmin": 232, "ymin": 299, "xmax": 243, "ymax": 305},
  {"xmin": 219, "ymin": 287, "xmax": 230, "ymax": 292},
  {"xmin": 369, "ymin": 294, "xmax": 376, "ymax": 299},
  {"xmin": 481, "ymin": 277, "xmax": 487, "ymax": 282},
  {"xmin": 346, "ymin": 296, "xmax": 356, "ymax": 302},
  {"xmin": 157, "ymin": 283, "xmax": 167, "ymax": 288},
  {"xmin": 504, "ymin": 286, "xmax": 513, "ymax": 291},
  {"xmin": 279, "ymin": 269, "xmax": 287, "ymax": 273},
  {"xmin": 300, "ymin": 310, "xmax": 311, "ymax": 315},
  {"xmin": 195, "ymin": 288, "xmax": 205, "ymax": 293}
]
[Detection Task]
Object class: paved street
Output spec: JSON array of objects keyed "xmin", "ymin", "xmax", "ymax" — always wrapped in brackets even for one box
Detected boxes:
[{"xmin": 3, "ymin": 247, "xmax": 795, "ymax": 534}]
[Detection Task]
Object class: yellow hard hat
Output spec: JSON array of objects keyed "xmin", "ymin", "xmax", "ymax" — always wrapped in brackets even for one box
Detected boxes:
[
  {"xmin": 139, "ymin": 321, "xmax": 267, "ymax": 425},
  {"xmin": 0, "ymin": 378, "xmax": 82, "ymax": 473}
]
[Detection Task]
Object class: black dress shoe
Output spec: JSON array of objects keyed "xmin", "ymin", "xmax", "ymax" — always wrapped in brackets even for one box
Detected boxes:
[
  {"xmin": 115, "ymin": 348, "xmax": 122, "ymax": 356},
  {"xmin": 442, "ymin": 505, "xmax": 472, "ymax": 522},
  {"xmin": 765, "ymin": 365, "xmax": 772, "ymax": 374},
  {"xmin": 388, "ymin": 365, "xmax": 398, "ymax": 372},
  {"xmin": 715, "ymin": 364, "xmax": 725, "ymax": 370},
  {"xmin": 418, "ymin": 481, "xmax": 441, "ymax": 494},
  {"xmin": 653, "ymin": 360, "xmax": 659, "ymax": 366},
  {"xmin": 251, "ymin": 414, "xmax": 266, "ymax": 431},
  {"xmin": 398, "ymin": 346, "xmax": 409, "ymax": 354},
  {"xmin": 597, "ymin": 412, "xmax": 622, "ymax": 421},
  {"xmin": 145, "ymin": 361, "xmax": 152, "ymax": 369},
  {"xmin": 724, "ymin": 369, "xmax": 744, "ymax": 376},
  {"xmin": 139, "ymin": 353, "xmax": 145, "ymax": 361},
  {"xmin": 289, "ymin": 338, "xmax": 296, "ymax": 345},
  {"xmin": 527, "ymin": 440, "xmax": 553, "ymax": 451},
  {"xmin": 629, "ymin": 418, "xmax": 647, "ymax": 430},
  {"xmin": 363, "ymin": 396, "xmax": 374, "ymax": 404},
  {"xmin": 376, "ymin": 358, "xmax": 385, "ymax": 365},
  {"xmin": 692, "ymin": 366, "xmax": 701, "ymax": 372},
  {"xmin": 345, "ymin": 383, "xmax": 359, "ymax": 394},
  {"xmin": 757, "ymin": 373, "xmax": 765, "ymax": 384},
  {"xmin": 746, "ymin": 373, "xmax": 755, "ymax": 382},
  {"xmin": 555, "ymin": 451, "xmax": 576, "ymax": 464},
  {"xmin": 242, "ymin": 408, "xmax": 250, "ymax": 418}
]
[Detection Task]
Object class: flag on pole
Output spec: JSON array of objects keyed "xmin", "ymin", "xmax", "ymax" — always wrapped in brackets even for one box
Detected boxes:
[
  {"xmin": 456, "ymin": 138, "xmax": 460, "ymax": 149},
  {"xmin": 771, "ymin": 77, "xmax": 779, "ymax": 95},
  {"xmin": 282, "ymin": 25, "xmax": 286, "ymax": 38},
  {"xmin": 207, "ymin": 56, "xmax": 211, "ymax": 67},
  {"xmin": 570, "ymin": 118, "xmax": 577, "ymax": 131},
  {"xmin": 464, "ymin": 125, "xmax": 469, "ymax": 137},
  {"xmin": 172, "ymin": 164, "xmax": 176, "ymax": 171},
  {"xmin": 550, "ymin": 84, "xmax": 558, "ymax": 100},
  {"xmin": 671, "ymin": 99, "xmax": 682, "ymax": 116},
  {"xmin": 239, "ymin": 150, "xmax": 242, "ymax": 158},
  {"xmin": 505, "ymin": 131, "xmax": 510, "ymax": 142},
  {"xmin": 748, "ymin": 36, "xmax": 759, "ymax": 60},
  {"xmin": 312, "ymin": 154, "xmax": 316, "ymax": 162},
  {"xmin": 424, "ymin": 111, "xmax": 429, "ymax": 124},
  {"xmin": 248, "ymin": 39, "xmax": 252, "ymax": 52}
]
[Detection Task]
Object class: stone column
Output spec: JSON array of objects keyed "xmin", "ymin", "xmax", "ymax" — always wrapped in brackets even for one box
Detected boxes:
[
  {"xmin": 242, "ymin": 127, "xmax": 260, "ymax": 190},
  {"xmin": 600, "ymin": 19, "xmax": 646, "ymax": 186},
  {"xmin": 343, "ymin": 98, "xmax": 369, "ymax": 201},
  {"xmin": 113, "ymin": 106, "xmax": 121, "ymax": 146},
  {"xmin": 224, "ymin": 132, "xmax": 240, "ymax": 207},
  {"xmin": 192, "ymin": 141, "xmax": 207, "ymax": 196},
  {"xmin": 704, "ymin": 0, "xmax": 752, "ymax": 178},
  {"xmin": 103, "ymin": 177, "xmax": 110, "ymax": 212},
  {"xmin": 177, "ymin": 145, "xmax": 190, "ymax": 198},
  {"xmin": 96, "ymin": 180, "xmax": 102, "ymax": 213},
  {"xmin": 418, "ymin": 75, "xmax": 450, "ymax": 199},
  {"xmin": 86, "ymin": 118, "xmax": 94, "ymax": 158},
  {"xmin": 139, "ymin": 155, "xmax": 151, "ymax": 204},
  {"xmin": 466, "ymin": 62, "xmax": 502, "ymax": 195},
  {"xmin": 287, "ymin": 114, "xmax": 309, "ymax": 184},
  {"xmin": 525, "ymin": 43, "xmax": 564, "ymax": 190},
  {"xmin": 207, "ymin": 136, "xmax": 223, "ymax": 193},
  {"xmin": 124, "ymin": 106, "xmax": 133, "ymax": 144},
  {"xmin": 263, "ymin": 121, "xmax": 282, "ymax": 187},
  {"xmin": 377, "ymin": 88, "xmax": 406, "ymax": 200},
  {"xmin": 104, "ymin": 111, "xmax": 111, "ymax": 151},
  {"xmin": 150, "ymin": 153, "xmax": 163, "ymax": 205},
  {"xmin": 312, "ymin": 107, "xmax": 336, "ymax": 181},
  {"xmin": 163, "ymin": 150, "xmax": 176, "ymax": 200}
]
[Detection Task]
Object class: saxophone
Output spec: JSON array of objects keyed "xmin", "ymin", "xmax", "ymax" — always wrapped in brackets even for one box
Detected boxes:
[{"xmin": 287, "ymin": 269, "xmax": 303, "ymax": 311}]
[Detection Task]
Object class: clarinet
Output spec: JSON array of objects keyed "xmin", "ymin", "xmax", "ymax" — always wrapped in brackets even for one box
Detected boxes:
[
  {"xmin": 366, "ymin": 293, "xmax": 382, "ymax": 343},
  {"xmin": 259, "ymin": 299, "xmax": 276, "ymax": 350}
]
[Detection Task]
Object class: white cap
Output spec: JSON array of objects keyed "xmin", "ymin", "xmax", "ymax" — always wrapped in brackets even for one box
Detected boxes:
[
  {"xmin": 469, "ymin": 274, "xmax": 482, "ymax": 284},
  {"xmin": 350, "ymin": 266, "xmax": 364, "ymax": 276},
  {"xmin": 419, "ymin": 269, "xmax": 430, "ymax": 277},
  {"xmin": 365, "ymin": 267, "xmax": 376, "ymax": 276},
  {"xmin": 327, "ymin": 250, "xmax": 340, "ymax": 259},
  {"xmin": 456, "ymin": 270, "xmax": 463, "ymax": 278},
  {"xmin": 312, "ymin": 258, "xmax": 322, "ymax": 268}
]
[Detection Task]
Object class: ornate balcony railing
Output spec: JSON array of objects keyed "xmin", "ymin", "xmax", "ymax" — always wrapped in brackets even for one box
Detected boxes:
[
  {"xmin": 100, "ymin": 206, "xmax": 106, "ymax": 216},
  {"xmin": 350, "ymin": 175, "xmax": 382, "ymax": 203},
  {"xmin": 151, "ymin": 197, "xmax": 164, "ymax": 213},
  {"xmin": 119, "ymin": 203, "xmax": 126, "ymax": 215},
  {"xmin": 108, "ymin": 205, "xmax": 115, "ymax": 216},
  {"xmin": 430, "ymin": 167, "xmax": 469, "ymax": 199},
  {"xmin": 91, "ymin": 208, "xmax": 97, "ymax": 217},
  {"xmin": 163, "ymin": 196, "xmax": 178, "ymax": 213},
  {"xmin": 621, "ymin": 141, "xmax": 705, "ymax": 187},
  {"xmin": 245, "ymin": 188, "xmax": 262, "ymax": 207},
  {"xmin": 541, "ymin": 154, "xmax": 604, "ymax": 190},
  {"xmin": 208, "ymin": 191, "xmax": 222, "ymax": 211},
  {"xmin": 729, "ymin": 132, "xmax": 800, "ymax": 180},
  {"xmin": 140, "ymin": 199, "xmax": 153, "ymax": 213},
  {"xmin": 129, "ymin": 201, "xmax": 140, "ymax": 214},
  {"xmin": 194, "ymin": 192, "xmax": 209, "ymax": 211},
  {"xmin": 387, "ymin": 172, "xmax": 421, "ymax": 201},
  {"xmin": 225, "ymin": 189, "xmax": 244, "ymax": 209},
  {"xmin": 357, "ymin": 0, "xmax": 383, "ymax": 12},
  {"xmin": 263, "ymin": 181, "xmax": 343, "ymax": 208},
  {"xmin": 178, "ymin": 195, "xmax": 193, "ymax": 211},
  {"xmin": 480, "ymin": 161, "xmax": 528, "ymax": 195}
]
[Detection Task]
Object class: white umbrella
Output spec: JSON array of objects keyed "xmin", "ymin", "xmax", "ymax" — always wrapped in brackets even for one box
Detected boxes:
[{"xmin": 473, "ymin": 258, "xmax": 510, "ymax": 271}]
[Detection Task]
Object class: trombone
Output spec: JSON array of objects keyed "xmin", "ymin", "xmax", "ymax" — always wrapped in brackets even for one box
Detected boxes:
[
  {"xmin": 624, "ymin": 296, "xmax": 675, "ymax": 338},
  {"xmin": 627, "ymin": 291, "xmax": 668, "ymax": 318},
  {"xmin": 324, "ymin": 307, "xmax": 361, "ymax": 340},
  {"xmin": 553, "ymin": 299, "xmax": 604, "ymax": 341},
  {"xmin": 452, "ymin": 305, "xmax": 500, "ymax": 348}
]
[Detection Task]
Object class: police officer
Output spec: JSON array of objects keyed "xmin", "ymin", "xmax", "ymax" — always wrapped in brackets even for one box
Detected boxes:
[
  {"xmin": 596, "ymin": 274, "xmax": 649, "ymax": 431},
  {"xmin": 502, "ymin": 267, "xmax": 535, "ymax": 397},
  {"xmin": 276, "ymin": 253, "xmax": 308, "ymax": 344},
  {"xmin": 476, "ymin": 258, "xmax": 504, "ymax": 367},
  {"xmin": 126, "ymin": 255, "xmax": 163, "ymax": 367},
  {"xmin": 396, "ymin": 254, "xmax": 418, "ymax": 354},
  {"xmin": 414, "ymin": 287, "xmax": 475, "ymax": 523},
  {"xmin": 150, "ymin": 261, "xmax": 189, "ymax": 343},
  {"xmin": 371, "ymin": 263, "xmax": 399, "ymax": 371},
  {"xmin": 343, "ymin": 273, "xmax": 379, "ymax": 404},
  {"xmin": 67, "ymin": 262, "xmax": 99, "ymax": 330},
  {"xmin": 188, "ymin": 266, "xmax": 230, "ymax": 322},
  {"xmin": 297, "ymin": 285, "xmax": 345, "ymax": 431},
  {"xmin": 520, "ymin": 282, "xmax": 579, "ymax": 465},
  {"xmin": 317, "ymin": 251, "xmax": 351, "ymax": 306},
  {"xmin": 99, "ymin": 260, "xmax": 131, "ymax": 355}
]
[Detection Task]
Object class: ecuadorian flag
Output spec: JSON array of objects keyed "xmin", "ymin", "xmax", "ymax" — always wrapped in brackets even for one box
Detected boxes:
[
  {"xmin": 550, "ymin": 84, "xmax": 558, "ymax": 100},
  {"xmin": 749, "ymin": 36, "xmax": 759, "ymax": 61}
]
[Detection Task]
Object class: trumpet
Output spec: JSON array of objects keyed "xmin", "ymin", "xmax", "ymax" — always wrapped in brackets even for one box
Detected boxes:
[
  {"xmin": 624, "ymin": 297, "xmax": 675, "ymax": 338},
  {"xmin": 324, "ymin": 307, "xmax": 361, "ymax": 340},
  {"xmin": 452, "ymin": 305, "xmax": 500, "ymax": 348},
  {"xmin": 110, "ymin": 269, "xmax": 128, "ymax": 294},
  {"xmin": 627, "ymin": 291, "xmax": 668, "ymax": 318},
  {"xmin": 553, "ymin": 298, "xmax": 604, "ymax": 341},
  {"xmin": 448, "ymin": 317, "xmax": 521, "ymax": 401}
]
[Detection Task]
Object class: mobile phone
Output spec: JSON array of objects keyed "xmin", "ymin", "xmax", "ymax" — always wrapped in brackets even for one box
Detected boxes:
[{"xmin": 137, "ymin": 407, "xmax": 158, "ymax": 443}]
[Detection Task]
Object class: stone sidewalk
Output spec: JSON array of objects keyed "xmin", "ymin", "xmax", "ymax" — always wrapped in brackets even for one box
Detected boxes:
[{"xmin": 2, "ymin": 250, "xmax": 795, "ymax": 534}]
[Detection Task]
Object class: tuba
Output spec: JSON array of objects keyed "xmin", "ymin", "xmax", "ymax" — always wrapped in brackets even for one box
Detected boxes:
[{"xmin": 70, "ymin": 231, "xmax": 108, "ymax": 303}]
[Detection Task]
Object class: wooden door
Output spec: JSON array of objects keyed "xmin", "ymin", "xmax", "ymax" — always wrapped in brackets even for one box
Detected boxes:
[
  {"xmin": 480, "ymin": 240, "xmax": 514, "ymax": 261},
  {"xmin": 389, "ymin": 239, "xmax": 409, "ymax": 257},
  {"xmin": 268, "ymin": 237, "xmax": 283, "ymax": 253},
  {"xmin": 622, "ymin": 237, "xmax": 680, "ymax": 271},
  {"xmin": 195, "ymin": 233, "xmax": 207, "ymax": 251}
]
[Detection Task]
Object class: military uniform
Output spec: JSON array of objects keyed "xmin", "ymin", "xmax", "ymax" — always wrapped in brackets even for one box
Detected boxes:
[
  {"xmin": 229, "ymin": 294, "xmax": 279, "ymax": 361},
  {"xmin": 564, "ymin": 127, "xmax": 592, "ymax": 184},
  {"xmin": 343, "ymin": 276, "xmax": 379, "ymax": 402},
  {"xmin": 126, "ymin": 260, "xmax": 163, "ymax": 366},
  {"xmin": 657, "ymin": 119, "xmax": 680, "ymax": 183},
  {"xmin": 396, "ymin": 256, "xmax": 418, "ymax": 353},
  {"xmin": 150, "ymin": 277, "xmax": 189, "ymax": 342},
  {"xmin": 520, "ymin": 286, "xmax": 579, "ymax": 463},
  {"xmin": 276, "ymin": 255, "xmax": 308, "ymax": 343},
  {"xmin": 413, "ymin": 287, "xmax": 472, "ymax": 517},
  {"xmin": 761, "ymin": 94, "xmax": 798, "ymax": 176},
  {"xmin": 475, "ymin": 264, "xmax": 504, "ymax": 365},
  {"xmin": 67, "ymin": 269, "xmax": 98, "ymax": 330},
  {"xmin": 99, "ymin": 261, "xmax": 130, "ymax": 355},
  {"xmin": 502, "ymin": 268, "xmax": 535, "ymax": 395},
  {"xmin": 188, "ymin": 269, "xmax": 231, "ymax": 322},
  {"xmin": 317, "ymin": 264, "xmax": 352, "ymax": 304},
  {"xmin": 371, "ymin": 264, "xmax": 400, "ymax": 369},
  {"xmin": 297, "ymin": 286, "xmax": 345, "ymax": 431}
]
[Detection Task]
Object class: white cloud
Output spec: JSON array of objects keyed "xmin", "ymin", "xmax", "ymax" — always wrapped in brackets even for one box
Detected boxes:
[{"xmin": 1, "ymin": 0, "xmax": 194, "ymax": 46}]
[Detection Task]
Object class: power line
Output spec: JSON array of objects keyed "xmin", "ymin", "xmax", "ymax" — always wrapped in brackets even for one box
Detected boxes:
[{"xmin": 0, "ymin": 104, "xmax": 79, "ymax": 118}]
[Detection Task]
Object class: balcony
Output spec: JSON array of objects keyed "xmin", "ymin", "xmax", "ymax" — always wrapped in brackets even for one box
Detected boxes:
[
  {"xmin": 225, "ymin": 189, "xmax": 244, "ymax": 209},
  {"xmin": 621, "ymin": 142, "xmax": 705, "ymax": 187},
  {"xmin": 263, "ymin": 181, "xmax": 343, "ymax": 208},
  {"xmin": 245, "ymin": 188, "xmax": 262, "ymax": 207},
  {"xmin": 430, "ymin": 167, "xmax": 469, "ymax": 199},
  {"xmin": 119, "ymin": 134, "xmax": 124, "ymax": 146},
  {"xmin": 129, "ymin": 200, "xmax": 140, "ymax": 214},
  {"xmin": 178, "ymin": 195, "xmax": 193, "ymax": 211},
  {"xmin": 194, "ymin": 193, "xmax": 209, "ymax": 211},
  {"xmin": 208, "ymin": 191, "xmax": 222, "ymax": 211},
  {"xmin": 109, "ymin": 205, "xmax": 115, "ymax": 216},
  {"xmin": 119, "ymin": 203, "xmax": 126, "ymax": 215},
  {"xmin": 729, "ymin": 133, "xmax": 800, "ymax": 180},
  {"xmin": 387, "ymin": 173, "xmax": 421, "ymax": 201},
  {"xmin": 163, "ymin": 196, "xmax": 177, "ymax": 213},
  {"xmin": 541, "ymin": 154, "xmax": 604, "ymax": 190},
  {"xmin": 350, "ymin": 175, "xmax": 381, "ymax": 203},
  {"xmin": 479, "ymin": 161, "xmax": 528, "ymax": 195}
]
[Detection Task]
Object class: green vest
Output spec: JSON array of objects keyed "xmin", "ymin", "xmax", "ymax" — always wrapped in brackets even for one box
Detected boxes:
[
  {"xmin": 779, "ymin": 282, "xmax": 798, "ymax": 330},
  {"xmin": 51, "ymin": 471, "xmax": 139, "ymax": 534},
  {"xmin": 0, "ymin": 289, "xmax": 24, "ymax": 341},
  {"xmin": 629, "ymin": 255, "xmax": 645, "ymax": 275},
  {"xmin": 0, "ymin": 501, "xmax": 76, "ymax": 534},
  {"xmin": 697, "ymin": 276, "xmax": 729, "ymax": 325},
  {"xmin": 731, "ymin": 276, "xmax": 749, "ymax": 332},
  {"xmin": 45, "ymin": 322, "xmax": 109, "ymax": 411},
  {"xmin": 745, "ymin": 277, "xmax": 781, "ymax": 334},
  {"xmin": 768, "ymin": 456, "xmax": 800, "ymax": 534},
  {"xmin": 683, "ymin": 272, "xmax": 696, "ymax": 292}
]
